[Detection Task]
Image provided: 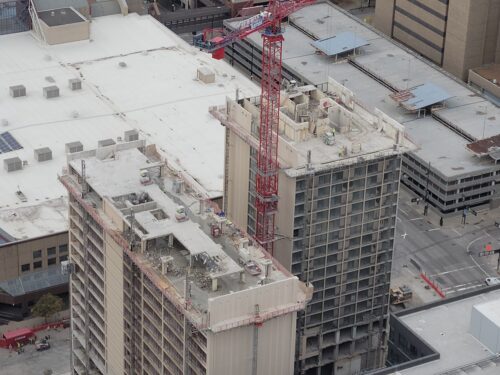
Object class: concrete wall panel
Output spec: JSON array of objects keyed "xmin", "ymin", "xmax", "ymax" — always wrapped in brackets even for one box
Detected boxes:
[{"xmin": 105, "ymin": 234, "xmax": 124, "ymax": 375}]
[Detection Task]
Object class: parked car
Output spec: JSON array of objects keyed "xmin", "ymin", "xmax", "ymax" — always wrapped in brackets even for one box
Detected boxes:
[
  {"xmin": 35, "ymin": 341, "xmax": 50, "ymax": 351},
  {"xmin": 485, "ymin": 277, "xmax": 500, "ymax": 286}
]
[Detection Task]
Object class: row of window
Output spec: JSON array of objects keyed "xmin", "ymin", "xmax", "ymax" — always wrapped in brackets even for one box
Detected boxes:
[
  {"xmin": 297, "ymin": 159, "xmax": 400, "ymax": 190},
  {"xmin": 21, "ymin": 254, "xmax": 68, "ymax": 272},
  {"xmin": 32, "ymin": 244, "xmax": 68, "ymax": 260},
  {"xmin": 404, "ymin": 154, "xmax": 497, "ymax": 187}
]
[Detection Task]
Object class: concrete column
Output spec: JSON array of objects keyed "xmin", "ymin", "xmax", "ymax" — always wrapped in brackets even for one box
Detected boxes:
[
  {"xmin": 350, "ymin": 326, "xmax": 356, "ymax": 352},
  {"xmin": 334, "ymin": 330, "xmax": 340, "ymax": 359}
]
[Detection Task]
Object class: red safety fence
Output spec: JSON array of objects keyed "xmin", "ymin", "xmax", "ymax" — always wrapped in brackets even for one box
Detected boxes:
[
  {"xmin": 420, "ymin": 272, "xmax": 446, "ymax": 299},
  {"xmin": 0, "ymin": 319, "xmax": 68, "ymax": 349}
]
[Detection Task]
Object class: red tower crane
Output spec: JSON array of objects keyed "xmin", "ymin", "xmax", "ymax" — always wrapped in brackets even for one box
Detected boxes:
[{"xmin": 195, "ymin": 0, "xmax": 314, "ymax": 254}]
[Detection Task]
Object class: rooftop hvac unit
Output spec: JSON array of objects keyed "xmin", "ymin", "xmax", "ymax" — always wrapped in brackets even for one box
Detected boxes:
[
  {"xmin": 98, "ymin": 138, "xmax": 116, "ymax": 148},
  {"xmin": 34, "ymin": 147, "xmax": 53, "ymax": 162},
  {"xmin": 124, "ymin": 129, "xmax": 139, "ymax": 142},
  {"xmin": 65, "ymin": 141, "xmax": 83, "ymax": 154},
  {"xmin": 3, "ymin": 157, "xmax": 23, "ymax": 172},
  {"xmin": 43, "ymin": 85, "xmax": 59, "ymax": 99},
  {"xmin": 69, "ymin": 78, "xmax": 82, "ymax": 91},
  {"xmin": 197, "ymin": 67, "xmax": 215, "ymax": 84},
  {"xmin": 9, "ymin": 85, "xmax": 26, "ymax": 98}
]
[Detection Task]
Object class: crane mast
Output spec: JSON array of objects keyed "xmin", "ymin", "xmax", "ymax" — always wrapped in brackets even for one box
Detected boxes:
[
  {"xmin": 196, "ymin": 0, "xmax": 314, "ymax": 254},
  {"xmin": 255, "ymin": 17, "xmax": 282, "ymax": 254}
]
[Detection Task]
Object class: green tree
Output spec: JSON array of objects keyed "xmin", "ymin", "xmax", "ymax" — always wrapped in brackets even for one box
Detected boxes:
[{"xmin": 31, "ymin": 293, "xmax": 64, "ymax": 323}]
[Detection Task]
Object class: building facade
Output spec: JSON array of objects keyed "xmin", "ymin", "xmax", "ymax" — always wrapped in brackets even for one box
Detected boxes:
[
  {"xmin": 61, "ymin": 141, "xmax": 311, "ymax": 375},
  {"xmin": 0, "ymin": 232, "xmax": 69, "ymax": 319},
  {"xmin": 214, "ymin": 81, "xmax": 415, "ymax": 374},
  {"xmin": 0, "ymin": 232, "xmax": 68, "ymax": 281},
  {"xmin": 468, "ymin": 64, "xmax": 500, "ymax": 106},
  {"xmin": 374, "ymin": 0, "xmax": 500, "ymax": 80}
]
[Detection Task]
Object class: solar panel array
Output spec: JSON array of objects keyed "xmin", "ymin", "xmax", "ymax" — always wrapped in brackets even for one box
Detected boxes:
[{"xmin": 0, "ymin": 132, "xmax": 23, "ymax": 154}]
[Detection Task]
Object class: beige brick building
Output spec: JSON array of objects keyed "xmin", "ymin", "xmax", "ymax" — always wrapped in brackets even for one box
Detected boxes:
[
  {"xmin": 374, "ymin": 0, "xmax": 500, "ymax": 80},
  {"xmin": 61, "ymin": 142, "xmax": 311, "ymax": 375},
  {"xmin": 0, "ymin": 232, "xmax": 68, "ymax": 282}
]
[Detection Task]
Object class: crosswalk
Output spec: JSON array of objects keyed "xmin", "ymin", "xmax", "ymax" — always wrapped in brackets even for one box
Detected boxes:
[{"xmin": 442, "ymin": 281, "xmax": 484, "ymax": 295}]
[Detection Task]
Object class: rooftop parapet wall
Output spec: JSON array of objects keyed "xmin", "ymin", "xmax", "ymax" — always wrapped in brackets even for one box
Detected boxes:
[
  {"xmin": 220, "ymin": 80, "xmax": 416, "ymax": 175},
  {"xmin": 208, "ymin": 277, "xmax": 309, "ymax": 331}
]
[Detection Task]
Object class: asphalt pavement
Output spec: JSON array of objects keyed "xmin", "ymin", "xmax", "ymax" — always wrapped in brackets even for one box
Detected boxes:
[
  {"xmin": 391, "ymin": 186, "xmax": 500, "ymax": 307},
  {"xmin": 0, "ymin": 327, "xmax": 70, "ymax": 375}
]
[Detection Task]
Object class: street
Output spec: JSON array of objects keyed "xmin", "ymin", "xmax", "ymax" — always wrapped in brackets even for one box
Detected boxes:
[{"xmin": 392, "ymin": 186, "xmax": 500, "ymax": 306}]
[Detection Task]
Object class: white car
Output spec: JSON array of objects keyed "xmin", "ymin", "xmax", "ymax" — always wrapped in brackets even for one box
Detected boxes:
[{"xmin": 485, "ymin": 277, "xmax": 500, "ymax": 286}]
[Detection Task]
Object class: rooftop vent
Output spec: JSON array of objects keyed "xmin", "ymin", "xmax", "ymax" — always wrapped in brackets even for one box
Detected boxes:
[
  {"xmin": 118, "ymin": 61, "xmax": 127, "ymax": 68},
  {"xmin": 43, "ymin": 85, "xmax": 59, "ymax": 99},
  {"xmin": 98, "ymin": 138, "xmax": 116, "ymax": 148},
  {"xmin": 65, "ymin": 141, "xmax": 83, "ymax": 154},
  {"xmin": 9, "ymin": 85, "xmax": 26, "ymax": 98},
  {"xmin": 45, "ymin": 76, "xmax": 55, "ymax": 83},
  {"xmin": 34, "ymin": 147, "xmax": 52, "ymax": 162},
  {"xmin": 69, "ymin": 78, "xmax": 82, "ymax": 91},
  {"xmin": 197, "ymin": 67, "xmax": 215, "ymax": 84},
  {"xmin": 3, "ymin": 157, "xmax": 22, "ymax": 172},
  {"xmin": 124, "ymin": 129, "xmax": 139, "ymax": 142}
]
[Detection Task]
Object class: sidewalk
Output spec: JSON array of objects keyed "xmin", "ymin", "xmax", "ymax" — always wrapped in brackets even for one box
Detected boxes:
[{"xmin": 400, "ymin": 187, "xmax": 500, "ymax": 233}]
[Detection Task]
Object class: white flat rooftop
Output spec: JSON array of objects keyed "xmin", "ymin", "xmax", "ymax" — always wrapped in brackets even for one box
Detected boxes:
[
  {"xmin": 69, "ymin": 147, "xmax": 243, "ymax": 279},
  {"xmin": 0, "ymin": 13, "xmax": 258, "ymax": 242},
  {"xmin": 228, "ymin": 2, "xmax": 500, "ymax": 178},
  {"xmin": 398, "ymin": 289, "xmax": 500, "ymax": 375}
]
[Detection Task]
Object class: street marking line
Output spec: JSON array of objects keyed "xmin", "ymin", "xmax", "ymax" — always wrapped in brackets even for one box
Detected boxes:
[
  {"xmin": 466, "ymin": 234, "xmax": 488, "ymax": 253},
  {"xmin": 446, "ymin": 284, "xmax": 483, "ymax": 295},
  {"xmin": 466, "ymin": 233, "xmax": 491, "ymax": 277},
  {"xmin": 430, "ymin": 265, "xmax": 478, "ymax": 277},
  {"xmin": 409, "ymin": 217, "xmax": 423, "ymax": 221},
  {"xmin": 427, "ymin": 228, "xmax": 440, "ymax": 232},
  {"xmin": 469, "ymin": 255, "xmax": 491, "ymax": 278},
  {"xmin": 484, "ymin": 231, "xmax": 500, "ymax": 244},
  {"xmin": 404, "ymin": 267, "xmax": 416, "ymax": 277},
  {"xmin": 452, "ymin": 228, "xmax": 461, "ymax": 236},
  {"xmin": 442, "ymin": 281, "xmax": 480, "ymax": 291},
  {"xmin": 399, "ymin": 208, "xmax": 409, "ymax": 216}
]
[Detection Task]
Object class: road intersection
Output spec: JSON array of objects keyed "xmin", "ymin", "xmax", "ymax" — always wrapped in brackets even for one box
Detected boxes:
[{"xmin": 392, "ymin": 187, "xmax": 500, "ymax": 306}]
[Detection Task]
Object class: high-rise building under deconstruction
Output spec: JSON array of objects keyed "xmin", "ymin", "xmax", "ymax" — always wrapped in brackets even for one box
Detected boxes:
[
  {"xmin": 61, "ymin": 141, "xmax": 311, "ymax": 375},
  {"xmin": 212, "ymin": 80, "xmax": 416, "ymax": 374}
]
